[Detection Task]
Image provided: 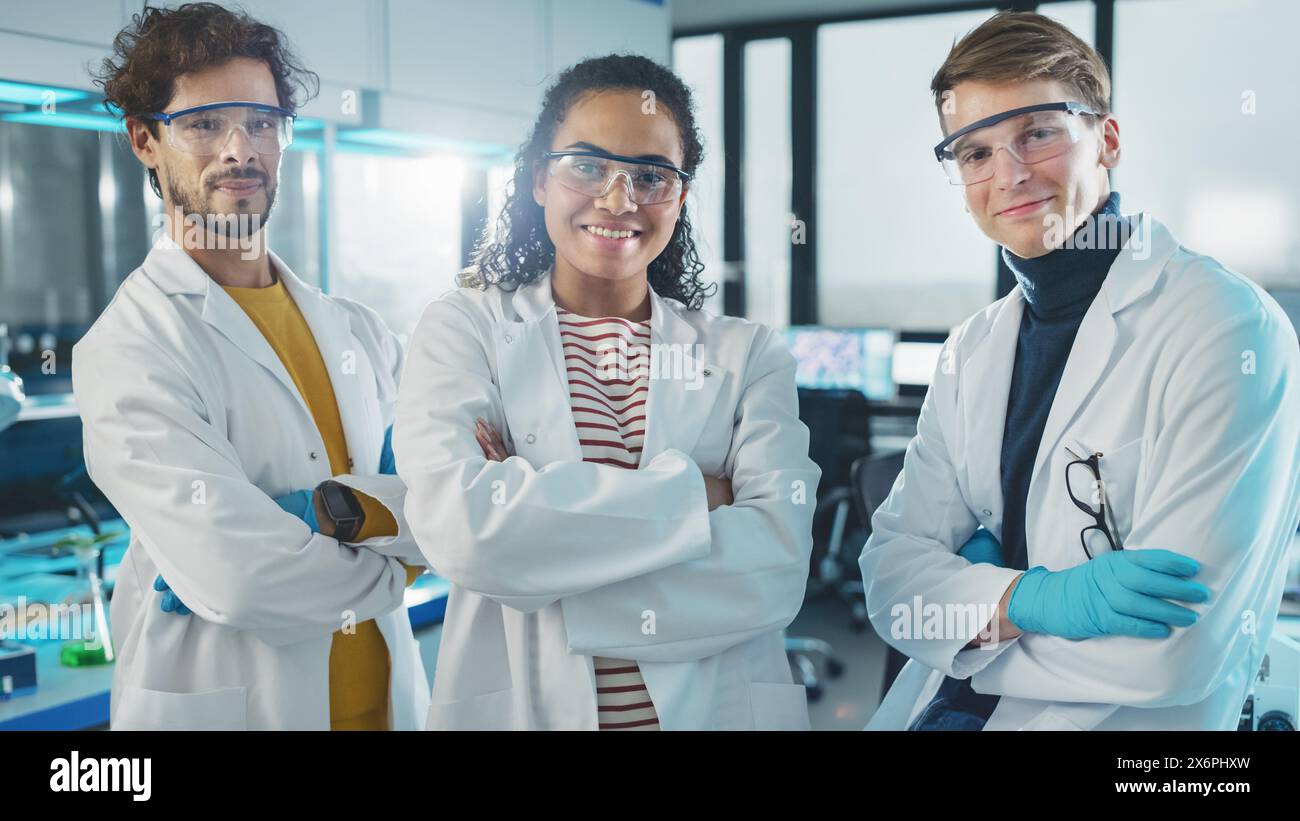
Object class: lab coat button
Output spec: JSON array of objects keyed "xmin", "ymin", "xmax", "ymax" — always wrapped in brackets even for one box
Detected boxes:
[
  {"xmin": 703, "ymin": 369, "xmax": 712, "ymax": 377},
  {"xmin": 982, "ymin": 508, "xmax": 992, "ymax": 516},
  {"xmin": 504, "ymin": 334, "xmax": 513, "ymax": 344},
  {"xmin": 525, "ymin": 434, "xmax": 536, "ymax": 444},
  {"xmin": 310, "ymin": 451, "xmax": 319, "ymax": 461}
]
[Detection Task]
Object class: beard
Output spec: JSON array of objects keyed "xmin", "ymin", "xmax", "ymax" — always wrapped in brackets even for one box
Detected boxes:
[{"xmin": 166, "ymin": 166, "xmax": 277, "ymax": 242}]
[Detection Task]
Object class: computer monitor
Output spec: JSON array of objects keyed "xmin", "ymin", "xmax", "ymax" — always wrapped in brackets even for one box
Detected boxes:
[
  {"xmin": 891, "ymin": 331, "xmax": 949, "ymax": 397},
  {"xmin": 784, "ymin": 327, "xmax": 895, "ymax": 400}
]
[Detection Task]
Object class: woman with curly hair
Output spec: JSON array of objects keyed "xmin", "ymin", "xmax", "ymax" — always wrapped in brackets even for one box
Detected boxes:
[{"xmin": 395, "ymin": 54, "xmax": 820, "ymax": 730}]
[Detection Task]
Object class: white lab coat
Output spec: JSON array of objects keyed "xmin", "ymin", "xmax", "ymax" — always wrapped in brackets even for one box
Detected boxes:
[
  {"xmin": 861, "ymin": 214, "xmax": 1300, "ymax": 730},
  {"xmin": 72, "ymin": 240, "xmax": 430, "ymax": 730},
  {"xmin": 394, "ymin": 272, "xmax": 820, "ymax": 729}
]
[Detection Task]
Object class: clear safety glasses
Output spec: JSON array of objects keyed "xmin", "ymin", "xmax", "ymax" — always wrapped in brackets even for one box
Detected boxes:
[
  {"xmin": 542, "ymin": 150, "xmax": 691, "ymax": 205},
  {"xmin": 144, "ymin": 101, "xmax": 296, "ymax": 156},
  {"xmin": 933, "ymin": 101, "xmax": 1099, "ymax": 186}
]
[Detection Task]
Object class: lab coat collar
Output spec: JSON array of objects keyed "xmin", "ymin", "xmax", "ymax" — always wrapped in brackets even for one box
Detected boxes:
[
  {"xmin": 140, "ymin": 238, "xmax": 359, "ymax": 475},
  {"xmin": 649, "ymin": 287, "xmax": 700, "ymax": 347},
  {"xmin": 1025, "ymin": 212, "xmax": 1175, "ymax": 494},
  {"xmin": 1099, "ymin": 212, "xmax": 1177, "ymax": 315},
  {"xmin": 955, "ymin": 292, "xmax": 1025, "ymax": 533},
  {"xmin": 953, "ymin": 213, "xmax": 1174, "ymax": 534},
  {"xmin": 140, "ymin": 233, "xmax": 309, "ymax": 299},
  {"xmin": 508, "ymin": 271, "xmax": 556, "ymax": 323},
  {"xmin": 508, "ymin": 268, "xmax": 700, "ymax": 346},
  {"xmin": 139, "ymin": 234, "xmax": 209, "ymax": 296},
  {"xmin": 276, "ymin": 263, "xmax": 372, "ymax": 475}
]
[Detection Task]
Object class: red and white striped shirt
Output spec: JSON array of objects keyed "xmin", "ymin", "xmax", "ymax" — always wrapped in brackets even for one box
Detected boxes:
[{"xmin": 558, "ymin": 306, "xmax": 660, "ymax": 731}]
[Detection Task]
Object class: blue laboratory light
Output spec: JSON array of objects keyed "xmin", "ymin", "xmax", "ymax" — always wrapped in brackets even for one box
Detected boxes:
[
  {"xmin": 0, "ymin": 80, "xmax": 88, "ymax": 106},
  {"xmin": 0, "ymin": 110, "xmax": 125, "ymax": 132}
]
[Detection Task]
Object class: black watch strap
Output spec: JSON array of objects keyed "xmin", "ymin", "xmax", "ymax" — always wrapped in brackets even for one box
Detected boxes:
[{"xmin": 318, "ymin": 480, "xmax": 365, "ymax": 542}]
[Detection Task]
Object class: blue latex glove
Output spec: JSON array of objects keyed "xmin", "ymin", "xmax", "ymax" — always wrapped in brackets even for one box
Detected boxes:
[
  {"xmin": 958, "ymin": 528, "xmax": 1003, "ymax": 566},
  {"xmin": 1008, "ymin": 549, "xmax": 1211, "ymax": 640},
  {"xmin": 153, "ymin": 575, "xmax": 191, "ymax": 615},
  {"xmin": 274, "ymin": 489, "xmax": 320, "ymax": 534},
  {"xmin": 379, "ymin": 424, "xmax": 396, "ymax": 475}
]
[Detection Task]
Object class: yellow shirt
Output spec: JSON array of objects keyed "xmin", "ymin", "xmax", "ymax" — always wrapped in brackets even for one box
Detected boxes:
[{"xmin": 224, "ymin": 276, "xmax": 418, "ymax": 731}]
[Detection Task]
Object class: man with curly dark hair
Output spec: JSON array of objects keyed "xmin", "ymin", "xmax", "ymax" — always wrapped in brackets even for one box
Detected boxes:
[
  {"xmin": 73, "ymin": 3, "xmax": 430, "ymax": 731},
  {"xmin": 94, "ymin": 1, "xmax": 318, "ymax": 207}
]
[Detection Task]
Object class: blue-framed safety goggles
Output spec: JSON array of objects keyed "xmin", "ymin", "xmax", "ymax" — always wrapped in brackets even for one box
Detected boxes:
[{"xmin": 143, "ymin": 101, "xmax": 296, "ymax": 155}]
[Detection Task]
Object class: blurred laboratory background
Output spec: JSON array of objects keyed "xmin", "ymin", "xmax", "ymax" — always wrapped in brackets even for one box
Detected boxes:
[{"xmin": 2, "ymin": 0, "xmax": 1298, "ymax": 730}]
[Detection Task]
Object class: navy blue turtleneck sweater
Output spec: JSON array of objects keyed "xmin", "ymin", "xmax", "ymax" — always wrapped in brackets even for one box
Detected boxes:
[
  {"xmin": 908, "ymin": 191, "xmax": 1129, "ymax": 731},
  {"xmin": 999, "ymin": 190, "xmax": 1127, "ymax": 571}
]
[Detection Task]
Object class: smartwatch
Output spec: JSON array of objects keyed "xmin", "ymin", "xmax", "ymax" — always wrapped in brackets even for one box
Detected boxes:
[{"xmin": 317, "ymin": 480, "xmax": 365, "ymax": 542}]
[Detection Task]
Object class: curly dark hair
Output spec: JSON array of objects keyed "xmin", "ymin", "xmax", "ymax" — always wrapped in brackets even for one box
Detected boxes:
[
  {"xmin": 464, "ymin": 54, "xmax": 715, "ymax": 310},
  {"xmin": 92, "ymin": 2, "xmax": 319, "ymax": 198}
]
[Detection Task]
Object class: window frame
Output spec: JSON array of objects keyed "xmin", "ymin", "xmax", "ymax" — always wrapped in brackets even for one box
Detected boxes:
[{"xmin": 673, "ymin": 0, "xmax": 1110, "ymax": 322}]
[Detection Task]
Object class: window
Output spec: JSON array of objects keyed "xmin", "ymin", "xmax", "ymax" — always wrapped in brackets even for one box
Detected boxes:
[
  {"xmin": 272, "ymin": 148, "xmax": 323, "ymax": 289},
  {"xmin": 330, "ymin": 152, "xmax": 464, "ymax": 341},
  {"xmin": 1114, "ymin": 0, "xmax": 1300, "ymax": 290},
  {"xmin": 744, "ymin": 37, "xmax": 792, "ymax": 329},
  {"xmin": 1039, "ymin": 0, "xmax": 1096, "ymax": 47},
  {"xmin": 672, "ymin": 34, "xmax": 725, "ymax": 315},
  {"xmin": 817, "ymin": 10, "xmax": 1000, "ymax": 333},
  {"xmin": 482, "ymin": 161, "xmax": 515, "ymax": 249}
]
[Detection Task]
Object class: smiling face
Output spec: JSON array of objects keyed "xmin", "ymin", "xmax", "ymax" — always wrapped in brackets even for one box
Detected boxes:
[
  {"xmin": 943, "ymin": 78, "xmax": 1120, "ymax": 258},
  {"xmin": 130, "ymin": 56, "xmax": 281, "ymax": 238},
  {"xmin": 532, "ymin": 89, "xmax": 688, "ymax": 285}
]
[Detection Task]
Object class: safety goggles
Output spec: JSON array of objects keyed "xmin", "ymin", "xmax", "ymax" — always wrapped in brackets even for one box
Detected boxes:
[
  {"xmin": 541, "ymin": 150, "xmax": 691, "ymax": 205},
  {"xmin": 933, "ymin": 101, "xmax": 1099, "ymax": 186},
  {"xmin": 143, "ymin": 101, "xmax": 296, "ymax": 156}
]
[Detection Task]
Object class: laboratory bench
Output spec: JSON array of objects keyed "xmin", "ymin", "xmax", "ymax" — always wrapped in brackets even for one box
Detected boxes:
[{"xmin": 0, "ymin": 518, "xmax": 449, "ymax": 730}]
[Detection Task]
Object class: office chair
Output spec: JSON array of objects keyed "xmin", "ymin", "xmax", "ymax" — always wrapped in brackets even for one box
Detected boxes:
[
  {"xmin": 799, "ymin": 387, "xmax": 871, "ymax": 605},
  {"xmin": 849, "ymin": 449, "xmax": 912, "ymax": 696},
  {"xmin": 784, "ymin": 388, "xmax": 870, "ymax": 701}
]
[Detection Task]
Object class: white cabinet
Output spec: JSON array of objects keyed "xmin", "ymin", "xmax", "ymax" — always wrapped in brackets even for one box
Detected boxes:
[
  {"xmin": 231, "ymin": 0, "xmax": 386, "ymax": 89},
  {"xmin": 0, "ymin": 0, "xmax": 133, "ymax": 45},
  {"xmin": 549, "ymin": 0, "xmax": 672, "ymax": 72},
  {"xmin": 387, "ymin": 0, "xmax": 548, "ymax": 114},
  {"xmin": 0, "ymin": 0, "xmax": 672, "ymax": 134}
]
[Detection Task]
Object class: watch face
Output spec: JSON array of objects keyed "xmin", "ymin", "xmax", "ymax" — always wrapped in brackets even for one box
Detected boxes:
[
  {"xmin": 321, "ymin": 482, "xmax": 364, "ymax": 542},
  {"xmin": 323, "ymin": 482, "xmax": 362, "ymax": 522}
]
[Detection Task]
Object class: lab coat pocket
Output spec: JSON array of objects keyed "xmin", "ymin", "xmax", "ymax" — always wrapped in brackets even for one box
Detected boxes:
[
  {"xmin": 113, "ymin": 685, "xmax": 247, "ymax": 731},
  {"xmin": 1064, "ymin": 435, "xmax": 1145, "ymax": 550},
  {"xmin": 749, "ymin": 681, "xmax": 811, "ymax": 731},
  {"xmin": 1098, "ymin": 437, "xmax": 1145, "ymax": 547},
  {"xmin": 424, "ymin": 687, "xmax": 515, "ymax": 731}
]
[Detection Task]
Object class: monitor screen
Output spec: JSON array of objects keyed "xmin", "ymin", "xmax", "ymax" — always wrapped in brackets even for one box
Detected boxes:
[
  {"xmin": 784, "ymin": 327, "xmax": 894, "ymax": 400},
  {"xmin": 891, "ymin": 340, "xmax": 945, "ymax": 389}
]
